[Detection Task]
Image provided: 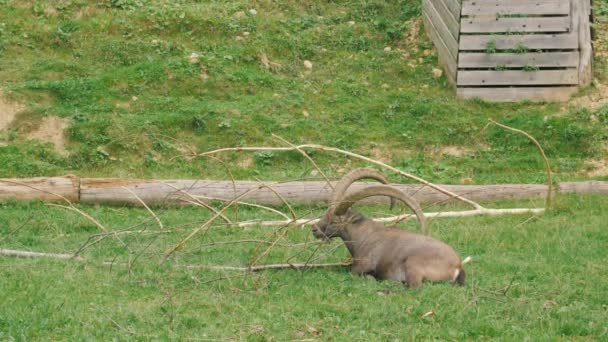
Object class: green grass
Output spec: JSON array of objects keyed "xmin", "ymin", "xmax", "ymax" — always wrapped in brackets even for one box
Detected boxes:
[
  {"xmin": 1, "ymin": 1, "xmax": 608, "ymax": 339},
  {"xmin": 0, "ymin": 0, "xmax": 606, "ymax": 183},
  {"xmin": 1, "ymin": 194, "xmax": 607, "ymax": 340}
]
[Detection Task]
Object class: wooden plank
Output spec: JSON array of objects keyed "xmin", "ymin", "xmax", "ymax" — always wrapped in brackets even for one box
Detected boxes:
[
  {"xmin": 0, "ymin": 177, "xmax": 79, "ymax": 202},
  {"xmin": 423, "ymin": 0, "xmax": 459, "ymax": 59},
  {"xmin": 428, "ymin": 0, "xmax": 460, "ymax": 40},
  {"xmin": 458, "ymin": 52, "xmax": 579, "ymax": 68},
  {"xmin": 444, "ymin": 0, "xmax": 462, "ymax": 21},
  {"xmin": 461, "ymin": 16, "xmax": 570, "ymax": 33},
  {"xmin": 422, "ymin": 11, "xmax": 458, "ymax": 84},
  {"xmin": 459, "ymin": 33, "xmax": 578, "ymax": 50},
  {"xmin": 457, "ymin": 70, "xmax": 578, "ymax": 86},
  {"xmin": 462, "ymin": 0, "xmax": 569, "ymax": 16},
  {"xmin": 457, "ymin": 86, "xmax": 578, "ymax": 102},
  {"xmin": 573, "ymin": 0, "xmax": 593, "ymax": 86}
]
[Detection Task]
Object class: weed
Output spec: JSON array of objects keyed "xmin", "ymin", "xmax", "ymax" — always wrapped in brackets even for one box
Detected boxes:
[
  {"xmin": 523, "ymin": 64, "xmax": 539, "ymax": 72},
  {"xmin": 485, "ymin": 39, "xmax": 498, "ymax": 54}
]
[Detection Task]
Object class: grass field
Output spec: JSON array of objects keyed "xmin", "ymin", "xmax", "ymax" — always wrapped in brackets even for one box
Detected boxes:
[
  {"xmin": 1, "ymin": 194, "xmax": 607, "ymax": 340},
  {"xmin": 0, "ymin": 0, "xmax": 606, "ymax": 183},
  {"xmin": 1, "ymin": 0, "xmax": 608, "ymax": 340}
]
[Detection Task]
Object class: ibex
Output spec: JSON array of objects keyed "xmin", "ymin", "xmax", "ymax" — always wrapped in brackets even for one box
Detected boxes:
[{"xmin": 312, "ymin": 169, "xmax": 467, "ymax": 288}]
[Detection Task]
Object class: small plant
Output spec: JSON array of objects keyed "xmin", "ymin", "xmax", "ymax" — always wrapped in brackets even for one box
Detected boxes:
[
  {"xmin": 513, "ymin": 42, "xmax": 529, "ymax": 54},
  {"xmin": 254, "ymin": 151, "xmax": 274, "ymax": 166},
  {"xmin": 523, "ymin": 64, "xmax": 539, "ymax": 72},
  {"xmin": 485, "ymin": 39, "xmax": 497, "ymax": 54},
  {"xmin": 495, "ymin": 64, "xmax": 507, "ymax": 71}
]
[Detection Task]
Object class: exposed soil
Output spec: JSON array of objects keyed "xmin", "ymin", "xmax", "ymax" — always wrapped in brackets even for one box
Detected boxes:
[
  {"xmin": 569, "ymin": 81, "xmax": 608, "ymax": 112},
  {"xmin": 439, "ymin": 145, "xmax": 473, "ymax": 157},
  {"xmin": 25, "ymin": 116, "xmax": 71, "ymax": 156},
  {"xmin": 0, "ymin": 91, "xmax": 24, "ymax": 131},
  {"xmin": 585, "ymin": 159, "xmax": 608, "ymax": 178}
]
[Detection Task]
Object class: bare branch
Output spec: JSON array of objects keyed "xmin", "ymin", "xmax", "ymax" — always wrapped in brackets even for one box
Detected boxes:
[
  {"xmin": 1, "ymin": 248, "xmax": 83, "ymax": 261},
  {"xmin": 489, "ymin": 119, "xmax": 553, "ymax": 206},
  {"xmin": 199, "ymin": 144, "xmax": 484, "ymax": 210},
  {"xmin": 122, "ymin": 186, "xmax": 164, "ymax": 230},
  {"xmin": 272, "ymin": 134, "xmax": 334, "ymax": 191},
  {"xmin": 187, "ymin": 261, "xmax": 352, "ymax": 272}
]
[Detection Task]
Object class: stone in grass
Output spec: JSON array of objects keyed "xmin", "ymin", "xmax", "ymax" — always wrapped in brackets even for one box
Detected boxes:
[
  {"xmin": 303, "ymin": 60, "xmax": 313, "ymax": 70},
  {"xmin": 432, "ymin": 68, "xmax": 443, "ymax": 78},
  {"xmin": 189, "ymin": 53, "xmax": 200, "ymax": 64}
]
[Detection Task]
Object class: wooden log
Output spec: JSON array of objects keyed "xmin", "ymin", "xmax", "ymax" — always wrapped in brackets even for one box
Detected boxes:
[
  {"xmin": 1, "ymin": 177, "xmax": 607, "ymax": 207},
  {"xmin": 0, "ymin": 177, "xmax": 79, "ymax": 202},
  {"xmin": 78, "ymin": 178, "xmax": 608, "ymax": 206}
]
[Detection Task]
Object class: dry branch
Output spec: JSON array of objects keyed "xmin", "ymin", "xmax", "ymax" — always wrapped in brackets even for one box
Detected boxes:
[
  {"xmin": 0, "ymin": 248, "xmax": 83, "ymax": 261},
  {"xmin": 199, "ymin": 144, "xmax": 484, "ymax": 209},
  {"xmin": 187, "ymin": 261, "xmax": 352, "ymax": 272},
  {"xmin": 489, "ymin": 119, "xmax": 553, "ymax": 206}
]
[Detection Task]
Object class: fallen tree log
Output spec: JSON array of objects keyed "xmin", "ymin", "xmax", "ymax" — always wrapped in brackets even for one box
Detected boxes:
[
  {"xmin": 0, "ymin": 177, "xmax": 79, "ymax": 202},
  {"xmin": 1, "ymin": 177, "xmax": 607, "ymax": 206}
]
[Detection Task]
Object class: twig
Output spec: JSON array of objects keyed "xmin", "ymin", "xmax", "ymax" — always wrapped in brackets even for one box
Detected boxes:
[
  {"xmin": 198, "ymin": 273, "xmax": 248, "ymax": 285},
  {"xmin": 74, "ymin": 230, "xmax": 171, "ymax": 257},
  {"xmin": 192, "ymin": 195, "xmax": 291, "ymax": 221},
  {"xmin": 164, "ymin": 184, "xmax": 276, "ymax": 259},
  {"xmin": 0, "ymin": 179, "xmax": 108, "ymax": 233},
  {"xmin": 45, "ymin": 203, "xmax": 108, "ymax": 232},
  {"xmin": 0, "ymin": 214, "xmax": 34, "ymax": 243},
  {"xmin": 162, "ymin": 182, "xmax": 233, "ymax": 225},
  {"xmin": 272, "ymin": 134, "xmax": 334, "ymax": 191},
  {"xmin": 122, "ymin": 187, "xmax": 164, "ymax": 230},
  {"xmin": 489, "ymin": 119, "xmax": 553, "ymax": 207},
  {"xmin": 187, "ymin": 261, "xmax": 352, "ymax": 272},
  {"xmin": 254, "ymin": 179, "xmax": 297, "ymax": 221},
  {"xmin": 0, "ymin": 248, "xmax": 83, "ymax": 261},
  {"xmin": 199, "ymin": 144, "xmax": 484, "ymax": 210},
  {"xmin": 249, "ymin": 224, "xmax": 290, "ymax": 267},
  {"xmin": 199, "ymin": 239, "xmax": 320, "ymax": 249},
  {"xmin": 201, "ymin": 154, "xmax": 240, "ymax": 222},
  {"xmin": 222, "ymin": 207, "xmax": 546, "ymax": 228}
]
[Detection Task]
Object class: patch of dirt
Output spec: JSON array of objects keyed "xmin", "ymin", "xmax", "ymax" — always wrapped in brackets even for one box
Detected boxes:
[
  {"xmin": 25, "ymin": 116, "xmax": 71, "ymax": 156},
  {"xmin": 365, "ymin": 144, "xmax": 413, "ymax": 163},
  {"xmin": 569, "ymin": 81, "xmax": 608, "ymax": 112},
  {"xmin": 585, "ymin": 159, "xmax": 608, "ymax": 177},
  {"xmin": 0, "ymin": 91, "xmax": 24, "ymax": 131},
  {"xmin": 404, "ymin": 18, "xmax": 422, "ymax": 46},
  {"xmin": 439, "ymin": 145, "xmax": 473, "ymax": 157},
  {"xmin": 238, "ymin": 156, "xmax": 254, "ymax": 168}
]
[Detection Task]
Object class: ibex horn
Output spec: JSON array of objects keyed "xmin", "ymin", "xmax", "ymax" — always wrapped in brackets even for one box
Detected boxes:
[
  {"xmin": 334, "ymin": 185, "xmax": 428, "ymax": 235},
  {"xmin": 330, "ymin": 168, "xmax": 396, "ymax": 210}
]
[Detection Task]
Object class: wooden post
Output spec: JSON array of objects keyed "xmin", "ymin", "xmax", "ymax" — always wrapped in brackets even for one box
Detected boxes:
[{"xmin": 574, "ymin": 0, "xmax": 593, "ymax": 86}]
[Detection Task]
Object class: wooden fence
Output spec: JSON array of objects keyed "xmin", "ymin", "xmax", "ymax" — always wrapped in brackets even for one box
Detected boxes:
[{"xmin": 422, "ymin": 0, "xmax": 593, "ymax": 102}]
